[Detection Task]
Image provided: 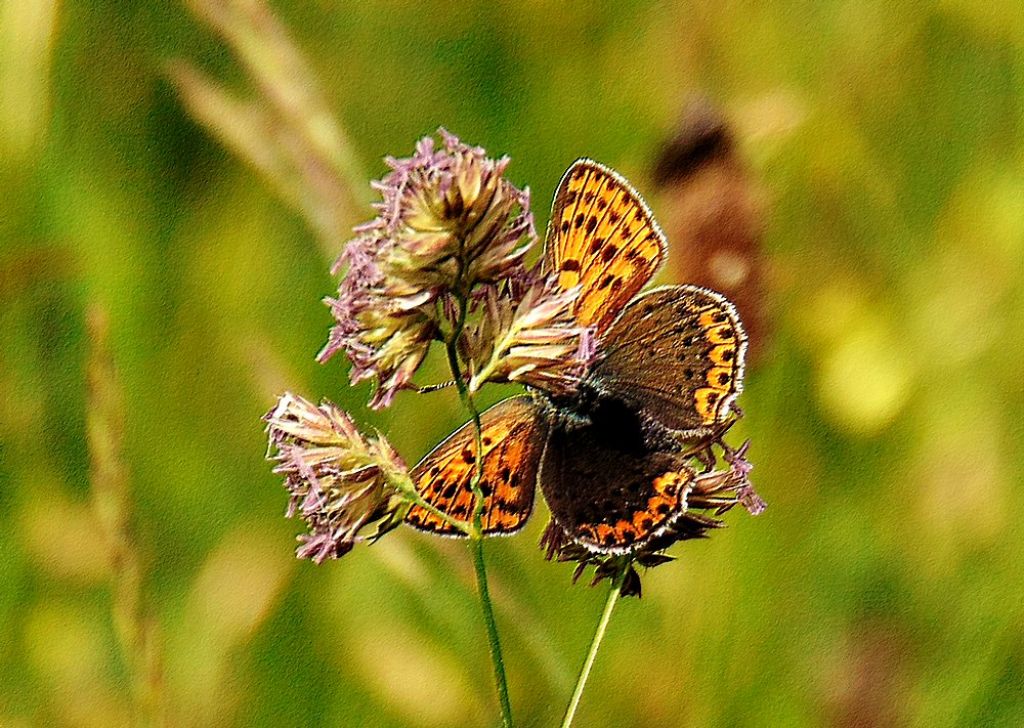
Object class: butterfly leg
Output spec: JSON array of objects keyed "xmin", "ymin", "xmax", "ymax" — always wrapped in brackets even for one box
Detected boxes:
[{"xmin": 692, "ymin": 443, "xmax": 716, "ymax": 473}]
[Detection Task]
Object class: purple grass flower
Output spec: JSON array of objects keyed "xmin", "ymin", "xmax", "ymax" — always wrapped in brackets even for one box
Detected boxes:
[
  {"xmin": 319, "ymin": 129, "xmax": 536, "ymax": 408},
  {"xmin": 722, "ymin": 439, "xmax": 766, "ymax": 515},
  {"xmin": 264, "ymin": 392, "xmax": 410, "ymax": 563}
]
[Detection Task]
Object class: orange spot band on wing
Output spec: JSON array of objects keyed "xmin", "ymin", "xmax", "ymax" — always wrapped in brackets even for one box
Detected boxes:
[
  {"xmin": 709, "ymin": 344, "xmax": 737, "ymax": 366},
  {"xmin": 705, "ymin": 323, "xmax": 737, "ymax": 345}
]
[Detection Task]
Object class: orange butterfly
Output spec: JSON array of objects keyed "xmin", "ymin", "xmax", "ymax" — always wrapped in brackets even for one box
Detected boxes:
[{"xmin": 405, "ymin": 160, "xmax": 747, "ymax": 553}]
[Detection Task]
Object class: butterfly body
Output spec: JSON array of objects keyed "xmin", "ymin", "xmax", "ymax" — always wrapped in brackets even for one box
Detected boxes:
[
  {"xmin": 405, "ymin": 159, "xmax": 747, "ymax": 554},
  {"xmin": 538, "ymin": 377, "xmax": 682, "ymax": 456}
]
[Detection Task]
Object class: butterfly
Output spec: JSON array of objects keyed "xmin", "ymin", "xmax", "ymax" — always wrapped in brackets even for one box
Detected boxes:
[{"xmin": 404, "ymin": 160, "xmax": 747, "ymax": 553}]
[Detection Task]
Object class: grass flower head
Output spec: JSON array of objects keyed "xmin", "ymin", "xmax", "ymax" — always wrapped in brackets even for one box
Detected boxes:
[
  {"xmin": 264, "ymin": 392, "xmax": 411, "ymax": 563},
  {"xmin": 319, "ymin": 129, "xmax": 536, "ymax": 408}
]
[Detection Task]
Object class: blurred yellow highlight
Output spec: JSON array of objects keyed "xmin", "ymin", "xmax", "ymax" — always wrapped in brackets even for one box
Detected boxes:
[
  {"xmin": 816, "ymin": 319, "xmax": 915, "ymax": 435},
  {"xmin": 350, "ymin": 621, "xmax": 482, "ymax": 728},
  {"xmin": 20, "ymin": 491, "xmax": 108, "ymax": 585},
  {"xmin": 24, "ymin": 603, "xmax": 126, "ymax": 727},
  {"xmin": 170, "ymin": 526, "xmax": 293, "ymax": 725},
  {"xmin": 0, "ymin": 0, "xmax": 58, "ymax": 163}
]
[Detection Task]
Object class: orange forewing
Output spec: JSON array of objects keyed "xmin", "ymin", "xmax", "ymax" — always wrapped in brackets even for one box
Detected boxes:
[
  {"xmin": 543, "ymin": 160, "xmax": 667, "ymax": 337},
  {"xmin": 405, "ymin": 396, "xmax": 547, "ymax": 536}
]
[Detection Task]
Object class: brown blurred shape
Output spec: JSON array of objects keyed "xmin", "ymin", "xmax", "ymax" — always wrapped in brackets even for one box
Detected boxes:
[
  {"xmin": 824, "ymin": 620, "xmax": 911, "ymax": 728},
  {"xmin": 652, "ymin": 97, "xmax": 770, "ymax": 365},
  {"xmin": 87, "ymin": 305, "xmax": 165, "ymax": 726}
]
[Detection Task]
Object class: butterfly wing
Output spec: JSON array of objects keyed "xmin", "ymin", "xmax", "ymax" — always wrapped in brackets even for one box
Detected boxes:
[
  {"xmin": 591, "ymin": 284, "xmax": 747, "ymax": 439},
  {"xmin": 544, "ymin": 159, "xmax": 667, "ymax": 336},
  {"xmin": 539, "ymin": 418, "xmax": 695, "ymax": 554},
  {"xmin": 405, "ymin": 396, "xmax": 548, "ymax": 536}
]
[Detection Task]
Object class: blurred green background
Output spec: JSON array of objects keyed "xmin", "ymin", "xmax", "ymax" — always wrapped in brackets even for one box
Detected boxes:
[{"xmin": 2, "ymin": 0, "xmax": 1023, "ymax": 726}]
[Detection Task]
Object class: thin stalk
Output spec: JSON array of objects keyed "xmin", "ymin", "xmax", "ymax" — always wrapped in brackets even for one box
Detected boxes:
[
  {"xmin": 469, "ymin": 530, "xmax": 514, "ymax": 727},
  {"xmin": 389, "ymin": 471, "xmax": 472, "ymax": 535},
  {"xmin": 443, "ymin": 291, "xmax": 514, "ymax": 728},
  {"xmin": 86, "ymin": 306, "xmax": 165, "ymax": 727},
  {"xmin": 442, "ymin": 294, "xmax": 487, "ymax": 524},
  {"xmin": 560, "ymin": 570, "xmax": 625, "ymax": 728}
]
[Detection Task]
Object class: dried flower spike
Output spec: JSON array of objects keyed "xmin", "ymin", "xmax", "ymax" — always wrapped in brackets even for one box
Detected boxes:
[
  {"xmin": 264, "ymin": 392, "xmax": 410, "ymax": 563},
  {"xmin": 318, "ymin": 226, "xmax": 438, "ymax": 409},
  {"xmin": 382, "ymin": 129, "xmax": 536, "ymax": 291}
]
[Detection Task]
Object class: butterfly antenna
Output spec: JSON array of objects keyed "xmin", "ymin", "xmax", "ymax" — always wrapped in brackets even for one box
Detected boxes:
[{"xmin": 414, "ymin": 380, "xmax": 455, "ymax": 394}]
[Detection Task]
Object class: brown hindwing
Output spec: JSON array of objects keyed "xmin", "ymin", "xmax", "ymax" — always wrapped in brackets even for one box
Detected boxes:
[
  {"xmin": 540, "ymin": 418, "xmax": 696, "ymax": 554},
  {"xmin": 591, "ymin": 284, "xmax": 747, "ymax": 439}
]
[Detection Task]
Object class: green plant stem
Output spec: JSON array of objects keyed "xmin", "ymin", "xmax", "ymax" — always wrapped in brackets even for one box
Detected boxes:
[
  {"xmin": 443, "ymin": 292, "xmax": 514, "ymax": 728},
  {"xmin": 391, "ymin": 472, "xmax": 471, "ymax": 535},
  {"xmin": 456, "ymin": 384, "xmax": 512, "ymax": 728},
  {"xmin": 560, "ymin": 571, "xmax": 625, "ymax": 728},
  {"xmin": 469, "ymin": 529, "xmax": 514, "ymax": 728}
]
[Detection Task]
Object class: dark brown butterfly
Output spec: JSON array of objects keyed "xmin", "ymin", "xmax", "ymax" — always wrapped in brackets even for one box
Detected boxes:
[{"xmin": 405, "ymin": 160, "xmax": 747, "ymax": 553}]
